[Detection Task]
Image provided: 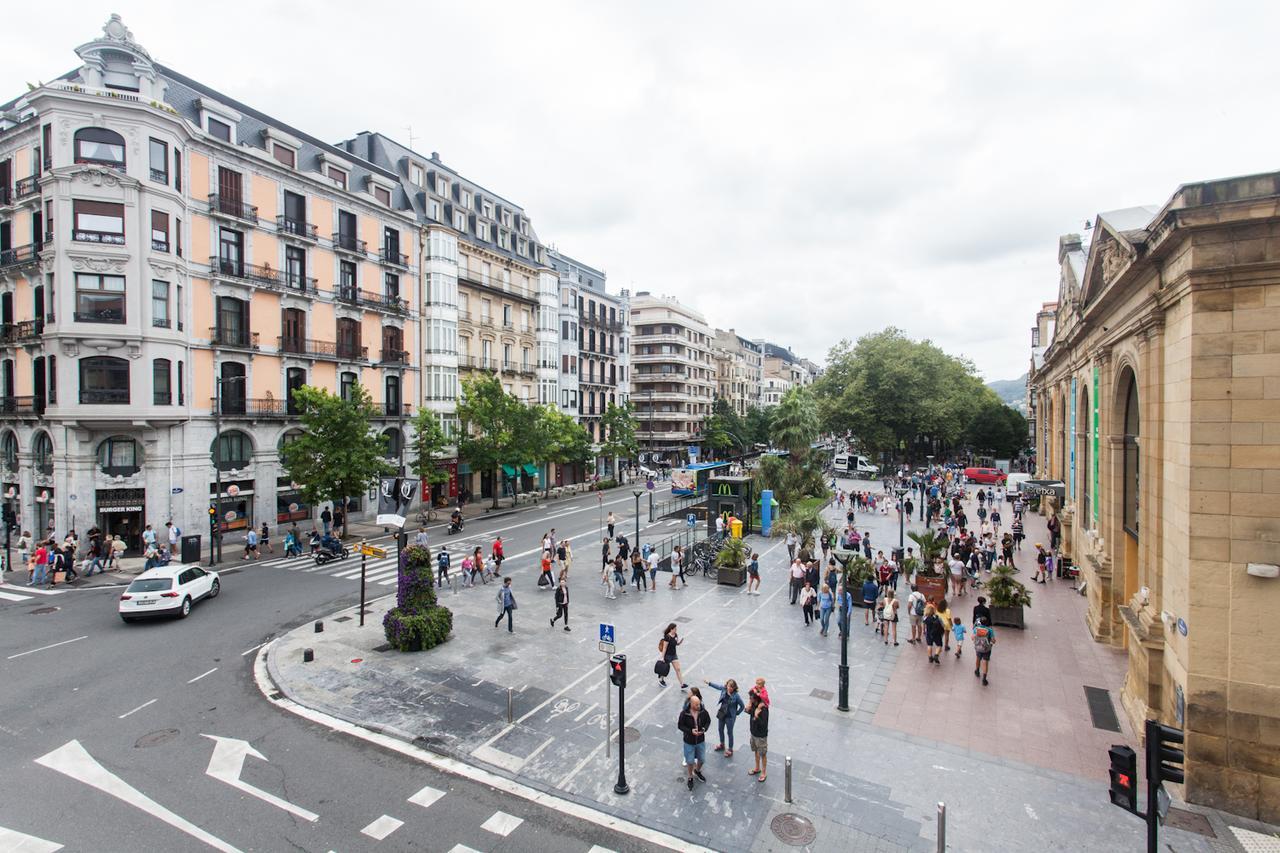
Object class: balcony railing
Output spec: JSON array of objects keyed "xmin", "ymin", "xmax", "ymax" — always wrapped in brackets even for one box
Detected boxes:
[
  {"xmin": 208, "ymin": 193, "xmax": 258, "ymax": 223},
  {"xmin": 210, "ymin": 397, "xmax": 294, "ymax": 418},
  {"xmin": 0, "ymin": 319, "xmax": 43, "ymax": 344},
  {"xmin": 151, "ymin": 238, "xmax": 170, "ymax": 252},
  {"xmin": 276, "ymin": 215, "xmax": 318, "ymax": 241},
  {"xmin": 457, "ymin": 267, "xmax": 536, "ymax": 301},
  {"xmin": 14, "ymin": 176, "xmax": 40, "ymax": 199},
  {"xmin": 331, "ymin": 232, "xmax": 367, "ymax": 256},
  {"xmin": 379, "ymin": 348, "xmax": 408, "ymax": 364},
  {"xmin": 80, "ymin": 389, "xmax": 130, "ymax": 404},
  {"xmin": 73, "ymin": 229, "xmax": 126, "ymax": 245},
  {"xmin": 0, "ymin": 396, "xmax": 40, "ymax": 416},
  {"xmin": 209, "ymin": 326, "xmax": 260, "ymax": 350},
  {"xmin": 150, "ymin": 167, "xmax": 169, "ymax": 183},
  {"xmin": 0, "ymin": 244, "xmax": 42, "ymax": 269},
  {"xmin": 277, "ymin": 336, "xmax": 368, "ymax": 361},
  {"xmin": 373, "ymin": 403, "xmax": 412, "ymax": 419},
  {"xmin": 379, "ymin": 248, "xmax": 409, "ymax": 268},
  {"xmin": 336, "ymin": 287, "xmax": 409, "ymax": 314},
  {"xmin": 74, "ymin": 309, "xmax": 126, "ymax": 324},
  {"xmin": 209, "ymin": 256, "xmax": 316, "ymax": 295}
]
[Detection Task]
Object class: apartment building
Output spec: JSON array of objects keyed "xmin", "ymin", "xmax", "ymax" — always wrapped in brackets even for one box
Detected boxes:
[
  {"xmin": 548, "ymin": 249, "xmax": 628, "ymax": 477},
  {"xmin": 0, "ymin": 17, "xmax": 418, "ymax": 549},
  {"xmin": 762, "ymin": 342, "xmax": 812, "ymax": 391},
  {"xmin": 629, "ymin": 292, "xmax": 714, "ymax": 464},
  {"xmin": 340, "ymin": 134, "xmax": 558, "ymax": 502},
  {"xmin": 712, "ymin": 329, "xmax": 762, "ymax": 416}
]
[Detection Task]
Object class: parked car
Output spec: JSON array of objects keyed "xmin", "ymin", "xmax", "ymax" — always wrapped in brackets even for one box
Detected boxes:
[
  {"xmin": 119, "ymin": 565, "xmax": 220, "ymax": 622},
  {"xmin": 963, "ymin": 466, "xmax": 1007, "ymax": 486},
  {"xmin": 1006, "ymin": 472, "xmax": 1031, "ymax": 498}
]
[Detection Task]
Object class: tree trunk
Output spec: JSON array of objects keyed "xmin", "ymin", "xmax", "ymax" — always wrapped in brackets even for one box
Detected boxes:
[{"xmin": 491, "ymin": 468, "xmax": 500, "ymax": 510}]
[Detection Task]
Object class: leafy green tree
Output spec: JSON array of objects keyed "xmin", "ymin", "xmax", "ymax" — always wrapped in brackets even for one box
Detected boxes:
[
  {"xmin": 599, "ymin": 401, "xmax": 638, "ymax": 468},
  {"xmin": 408, "ymin": 408, "xmax": 451, "ymax": 504},
  {"xmin": 279, "ymin": 384, "xmax": 394, "ymax": 537},
  {"xmin": 456, "ymin": 375, "xmax": 525, "ymax": 509},
  {"xmin": 965, "ymin": 398, "xmax": 1016, "ymax": 457},
  {"xmin": 743, "ymin": 406, "xmax": 772, "ymax": 447},
  {"xmin": 529, "ymin": 406, "xmax": 593, "ymax": 495}
]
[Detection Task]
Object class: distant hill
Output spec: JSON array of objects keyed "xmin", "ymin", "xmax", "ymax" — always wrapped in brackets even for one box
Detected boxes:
[{"xmin": 987, "ymin": 373, "xmax": 1028, "ymax": 414}]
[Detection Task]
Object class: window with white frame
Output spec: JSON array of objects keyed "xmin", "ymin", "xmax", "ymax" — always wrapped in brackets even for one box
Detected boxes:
[{"xmin": 410, "ymin": 164, "xmax": 424, "ymax": 187}]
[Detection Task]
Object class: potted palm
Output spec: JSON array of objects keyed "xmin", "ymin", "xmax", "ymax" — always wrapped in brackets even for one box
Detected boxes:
[
  {"xmin": 907, "ymin": 529, "xmax": 948, "ymax": 603},
  {"xmin": 715, "ymin": 536, "xmax": 749, "ymax": 587},
  {"xmin": 986, "ymin": 562, "xmax": 1032, "ymax": 628}
]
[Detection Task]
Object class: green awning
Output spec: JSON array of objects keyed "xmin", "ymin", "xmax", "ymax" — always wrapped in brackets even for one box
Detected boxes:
[
  {"xmin": 522, "ymin": 463, "xmax": 540, "ymax": 477},
  {"xmin": 501, "ymin": 464, "xmax": 517, "ymax": 478}
]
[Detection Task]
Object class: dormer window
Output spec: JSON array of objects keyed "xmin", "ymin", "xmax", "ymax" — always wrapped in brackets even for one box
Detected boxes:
[
  {"xmin": 208, "ymin": 118, "xmax": 232, "ymax": 142},
  {"xmin": 327, "ymin": 167, "xmax": 347, "ymax": 189},
  {"xmin": 271, "ymin": 143, "xmax": 296, "ymax": 168},
  {"xmin": 453, "ymin": 211, "xmax": 467, "ymax": 232},
  {"xmin": 435, "ymin": 176, "xmax": 449, "ymax": 196},
  {"xmin": 74, "ymin": 127, "xmax": 126, "ymax": 169},
  {"xmin": 482, "ymin": 201, "xmax": 494, "ymax": 218},
  {"xmin": 461, "ymin": 190, "xmax": 472, "ymax": 208},
  {"xmin": 502, "ymin": 210, "xmax": 511, "ymax": 228},
  {"xmin": 374, "ymin": 186, "xmax": 392, "ymax": 206},
  {"xmin": 410, "ymin": 164, "xmax": 424, "ymax": 187}
]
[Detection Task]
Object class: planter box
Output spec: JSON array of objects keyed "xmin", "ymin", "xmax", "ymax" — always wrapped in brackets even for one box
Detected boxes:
[
  {"xmin": 717, "ymin": 566, "xmax": 747, "ymax": 587},
  {"xmin": 915, "ymin": 575, "xmax": 947, "ymax": 603},
  {"xmin": 990, "ymin": 604, "xmax": 1025, "ymax": 629}
]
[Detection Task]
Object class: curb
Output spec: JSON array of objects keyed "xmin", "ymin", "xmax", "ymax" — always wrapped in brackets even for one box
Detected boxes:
[{"xmin": 256, "ymin": 612, "xmax": 713, "ymax": 853}]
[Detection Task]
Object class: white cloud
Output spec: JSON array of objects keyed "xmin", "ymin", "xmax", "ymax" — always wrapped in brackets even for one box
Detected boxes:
[{"xmin": 8, "ymin": 0, "xmax": 1278, "ymax": 380}]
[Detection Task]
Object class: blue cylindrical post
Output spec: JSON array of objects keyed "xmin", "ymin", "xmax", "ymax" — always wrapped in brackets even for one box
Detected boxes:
[{"xmin": 761, "ymin": 489, "xmax": 774, "ymax": 537}]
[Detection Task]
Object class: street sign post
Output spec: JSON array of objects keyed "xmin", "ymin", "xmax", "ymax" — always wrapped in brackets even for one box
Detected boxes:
[
  {"xmin": 600, "ymin": 623, "xmax": 615, "ymax": 759},
  {"xmin": 599, "ymin": 623, "xmax": 615, "ymax": 644},
  {"xmin": 360, "ymin": 544, "xmax": 387, "ymax": 558}
]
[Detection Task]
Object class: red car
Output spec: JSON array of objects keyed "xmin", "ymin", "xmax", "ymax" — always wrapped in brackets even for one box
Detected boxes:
[{"xmin": 964, "ymin": 467, "xmax": 1007, "ymax": 485}]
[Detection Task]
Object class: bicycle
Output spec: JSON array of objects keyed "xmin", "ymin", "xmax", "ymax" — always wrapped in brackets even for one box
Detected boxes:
[{"xmin": 417, "ymin": 506, "xmax": 439, "ymax": 524}]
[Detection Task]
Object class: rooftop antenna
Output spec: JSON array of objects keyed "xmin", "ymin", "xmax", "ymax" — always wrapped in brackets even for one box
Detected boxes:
[{"xmin": 405, "ymin": 125, "xmax": 416, "ymax": 150}]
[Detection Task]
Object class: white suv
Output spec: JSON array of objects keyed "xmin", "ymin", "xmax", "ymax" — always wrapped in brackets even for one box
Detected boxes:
[{"xmin": 119, "ymin": 565, "xmax": 220, "ymax": 622}]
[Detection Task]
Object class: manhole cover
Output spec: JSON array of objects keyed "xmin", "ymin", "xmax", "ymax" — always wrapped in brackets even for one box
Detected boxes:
[
  {"xmin": 623, "ymin": 726, "xmax": 640, "ymax": 743},
  {"xmin": 673, "ymin": 616, "xmax": 692, "ymax": 623},
  {"xmin": 134, "ymin": 729, "xmax": 180, "ymax": 749},
  {"xmin": 28, "ymin": 606, "xmax": 60, "ymax": 615},
  {"xmin": 770, "ymin": 813, "xmax": 817, "ymax": 846},
  {"xmin": 1165, "ymin": 808, "xmax": 1216, "ymax": 838}
]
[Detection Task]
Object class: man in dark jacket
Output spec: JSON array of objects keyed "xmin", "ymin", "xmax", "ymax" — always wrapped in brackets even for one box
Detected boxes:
[
  {"xmin": 550, "ymin": 577, "xmax": 570, "ymax": 631},
  {"xmin": 678, "ymin": 695, "xmax": 711, "ymax": 790}
]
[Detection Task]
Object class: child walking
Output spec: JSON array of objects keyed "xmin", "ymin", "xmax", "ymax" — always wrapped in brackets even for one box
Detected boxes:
[{"xmin": 952, "ymin": 615, "xmax": 967, "ymax": 659}]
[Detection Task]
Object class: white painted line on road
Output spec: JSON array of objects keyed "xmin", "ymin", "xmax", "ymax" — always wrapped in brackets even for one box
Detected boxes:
[
  {"xmin": 254, "ymin": 644, "xmax": 712, "ymax": 853},
  {"xmin": 0, "ymin": 824, "xmax": 63, "ymax": 852},
  {"xmin": 0, "ymin": 591, "xmax": 31, "ymax": 602},
  {"xmin": 34, "ymin": 740, "xmax": 242, "ymax": 853},
  {"xmin": 241, "ymin": 643, "xmax": 265, "ymax": 657},
  {"xmin": 407, "ymin": 784, "xmax": 446, "ymax": 809},
  {"xmin": 7, "ymin": 635, "xmax": 87, "ymax": 660},
  {"xmin": 187, "ymin": 667, "xmax": 218, "ymax": 684},
  {"xmin": 447, "ymin": 845, "xmax": 483, "ymax": 853},
  {"xmin": 118, "ymin": 698, "xmax": 157, "ymax": 719},
  {"xmin": 573, "ymin": 702, "xmax": 597, "ymax": 722},
  {"xmin": 360, "ymin": 815, "xmax": 403, "ymax": 840},
  {"xmin": 0, "ymin": 584, "xmax": 64, "ymax": 596},
  {"xmin": 589, "ymin": 847, "xmax": 619, "ymax": 853},
  {"xmin": 480, "ymin": 810, "xmax": 523, "ymax": 837}
]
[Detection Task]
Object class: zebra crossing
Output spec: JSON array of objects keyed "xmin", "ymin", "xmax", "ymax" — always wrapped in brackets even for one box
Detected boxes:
[{"xmin": 0, "ymin": 583, "xmax": 67, "ymax": 603}]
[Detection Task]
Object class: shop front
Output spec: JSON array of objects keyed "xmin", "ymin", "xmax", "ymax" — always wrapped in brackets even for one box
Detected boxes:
[
  {"xmin": 210, "ymin": 479, "xmax": 254, "ymax": 535},
  {"xmin": 96, "ymin": 488, "xmax": 146, "ymax": 553},
  {"xmin": 276, "ymin": 477, "xmax": 310, "ymax": 525}
]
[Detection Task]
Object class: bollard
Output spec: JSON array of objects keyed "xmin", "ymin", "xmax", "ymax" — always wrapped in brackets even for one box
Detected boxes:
[
  {"xmin": 784, "ymin": 756, "xmax": 792, "ymax": 803},
  {"xmin": 303, "ymin": 648, "xmax": 314, "ymax": 663},
  {"xmin": 507, "ymin": 687, "xmax": 514, "ymax": 723},
  {"xmin": 936, "ymin": 802, "xmax": 946, "ymax": 852},
  {"xmin": 314, "ymin": 620, "xmax": 324, "ymax": 633}
]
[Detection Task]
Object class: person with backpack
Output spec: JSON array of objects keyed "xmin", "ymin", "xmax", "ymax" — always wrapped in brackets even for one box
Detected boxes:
[
  {"xmin": 923, "ymin": 604, "xmax": 945, "ymax": 664},
  {"xmin": 436, "ymin": 547, "xmax": 451, "ymax": 589},
  {"xmin": 907, "ymin": 585, "xmax": 926, "ymax": 643},
  {"xmin": 657, "ymin": 623, "xmax": 687, "ymax": 689},
  {"xmin": 972, "ymin": 618, "xmax": 996, "ymax": 685},
  {"xmin": 881, "ymin": 589, "xmax": 899, "ymax": 646}
]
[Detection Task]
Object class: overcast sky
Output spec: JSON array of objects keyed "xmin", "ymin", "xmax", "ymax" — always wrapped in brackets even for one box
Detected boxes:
[{"xmin": 7, "ymin": 1, "xmax": 1277, "ymax": 380}]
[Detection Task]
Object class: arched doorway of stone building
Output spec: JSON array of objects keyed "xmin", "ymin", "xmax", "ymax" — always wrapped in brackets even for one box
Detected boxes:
[{"xmin": 1118, "ymin": 368, "xmax": 1140, "ymax": 609}]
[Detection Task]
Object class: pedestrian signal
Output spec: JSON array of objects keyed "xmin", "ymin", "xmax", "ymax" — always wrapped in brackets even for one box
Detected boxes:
[{"xmin": 609, "ymin": 653, "xmax": 627, "ymax": 689}]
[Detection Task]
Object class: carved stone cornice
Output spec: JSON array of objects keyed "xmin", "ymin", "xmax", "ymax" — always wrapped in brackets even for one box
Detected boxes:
[{"xmin": 68, "ymin": 252, "xmax": 130, "ymax": 274}]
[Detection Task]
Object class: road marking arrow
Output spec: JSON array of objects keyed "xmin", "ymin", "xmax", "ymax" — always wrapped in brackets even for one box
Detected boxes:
[
  {"xmin": 200, "ymin": 735, "xmax": 319, "ymax": 822},
  {"xmin": 0, "ymin": 824, "xmax": 63, "ymax": 852},
  {"xmin": 34, "ymin": 740, "xmax": 242, "ymax": 853}
]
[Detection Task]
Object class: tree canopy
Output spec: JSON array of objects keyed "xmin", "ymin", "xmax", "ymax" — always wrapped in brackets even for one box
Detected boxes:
[
  {"xmin": 408, "ymin": 408, "xmax": 451, "ymax": 487},
  {"xmin": 599, "ymin": 401, "xmax": 639, "ymax": 462},
  {"xmin": 456, "ymin": 375, "xmax": 526, "ymax": 508}
]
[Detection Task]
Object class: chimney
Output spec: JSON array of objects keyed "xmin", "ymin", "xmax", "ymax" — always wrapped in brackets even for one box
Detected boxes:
[
  {"xmin": 1058, "ymin": 233, "xmax": 1083, "ymax": 263},
  {"xmin": 431, "ymin": 151, "xmax": 440, "ymax": 163}
]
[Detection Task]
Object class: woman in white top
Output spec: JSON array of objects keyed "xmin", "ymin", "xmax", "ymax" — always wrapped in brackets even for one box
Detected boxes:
[{"xmin": 668, "ymin": 545, "xmax": 685, "ymax": 588}]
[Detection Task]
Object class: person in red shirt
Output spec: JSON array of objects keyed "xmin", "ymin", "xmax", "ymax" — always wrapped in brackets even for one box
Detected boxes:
[{"xmin": 491, "ymin": 536, "xmax": 504, "ymax": 576}]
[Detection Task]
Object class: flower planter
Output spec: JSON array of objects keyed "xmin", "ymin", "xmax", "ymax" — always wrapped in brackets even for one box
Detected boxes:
[
  {"xmin": 717, "ymin": 566, "xmax": 747, "ymax": 587},
  {"xmin": 990, "ymin": 604, "xmax": 1025, "ymax": 629}
]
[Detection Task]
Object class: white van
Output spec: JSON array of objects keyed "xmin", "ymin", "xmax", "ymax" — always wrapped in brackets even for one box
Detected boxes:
[
  {"xmin": 833, "ymin": 453, "xmax": 879, "ymax": 479},
  {"xmin": 1006, "ymin": 472, "xmax": 1031, "ymax": 499}
]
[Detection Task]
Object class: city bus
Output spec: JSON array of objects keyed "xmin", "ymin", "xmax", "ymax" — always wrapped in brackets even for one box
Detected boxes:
[{"xmin": 671, "ymin": 461, "xmax": 733, "ymax": 496}]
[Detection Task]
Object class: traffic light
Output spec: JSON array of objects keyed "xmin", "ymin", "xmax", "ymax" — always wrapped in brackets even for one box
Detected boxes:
[
  {"xmin": 1149, "ymin": 721, "xmax": 1185, "ymax": 785},
  {"xmin": 1108, "ymin": 745, "xmax": 1139, "ymax": 812},
  {"xmin": 609, "ymin": 654, "xmax": 627, "ymax": 689}
]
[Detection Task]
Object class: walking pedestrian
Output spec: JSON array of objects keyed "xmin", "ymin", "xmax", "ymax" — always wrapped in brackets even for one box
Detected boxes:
[
  {"xmin": 862, "ymin": 574, "xmax": 879, "ymax": 626},
  {"xmin": 923, "ymin": 604, "xmax": 944, "ymax": 664},
  {"xmin": 952, "ymin": 615, "xmax": 967, "ymax": 659},
  {"xmin": 678, "ymin": 694, "xmax": 711, "ymax": 790},
  {"xmin": 494, "ymin": 577, "xmax": 516, "ymax": 632},
  {"xmin": 972, "ymin": 596, "xmax": 992, "ymax": 627},
  {"xmin": 973, "ymin": 618, "xmax": 996, "ymax": 685},
  {"xmin": 785, "ymin": 531, "xmax": 797, "ymax": 562},
  {"xmin": 606, "ymin": 511, "xmax": 616, "ymax": 540},
  {"xmin": 259, "ymin": 522, "xmax": 273, "ymax": 555},
  {"xmin": 414, "ymin": 526, "xmax": 429, "ymax": 548},
  {"xmin": 1033, "ymin": 543, "xmax": 1048, "ymax": 583},
  {"xmin": 818, "ymin": 583, "xmax": 834, "ymax": 636},
  {"xmin": 243, "ymin": 526, "xmax": 259, "ymax": 560},
  {"xmin": 800, "ymin": 580, "xmax": 817, "ymax": 626},
  {"xmin": 491, "ymin": 536, "xmax": 505, "ymax": 576},
  {"xmin": 320, "ymin": 505, "xmax": 333, "ymax": 535},
  {"xmin": 882, "ymin": 589, "xmax": 899, "ymax": 645},
  {"xmin": 907, "ymin": 585, "xmax": 925, "ymax": 643},
  {"xmin": 601, "ymin": 554, "xmax": 617, "ymax": 599},
  {"xmin": 789, "ymin": 558, "xmax": 805, "ymax": 604},
  {"xmin": 670, "ymin": 545, "xmax": 687, "ymax": 588},
  {"xmin": 538, "ymin": 550, "xmax": 555, "ymax": 589},
  {"xmin": 747, "ymin": 688, "xmax": 769, "ymax": 782},
  {"xmin": 938, "ymin": 598, "xmax": 954, "ymax": 652},
  {"xmin": 612, "ymin": 555, "xmax": 627, "ymax": 595},
  {"xmin": 631, "ymin": 549, "xmax": 646, "ymax": 593},
  {"xmin": 647, "ymin": 546, "xmax": 659, "ymax": 591},
  {"xmin": 746, "ymin": 551, "xmax": 761, "ymax": 594},
  {"xmin": 436, "ymin": 547, "xmax": 451, "ymax": 589},
  {"xmin": 550, "ymin": 573, "xmax": 570, "ymax": 631},
  {"xmin": 705, "ymin": 678, "xmax": 745, "ymax": 756},
  {"xmin": 658, "ymin": 623, "xmax": 687, "ymax": 689}
]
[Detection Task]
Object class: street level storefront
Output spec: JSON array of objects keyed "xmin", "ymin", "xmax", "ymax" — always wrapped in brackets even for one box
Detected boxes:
[
  {"xmin": 96, "ymin": 488, "xmax": 145, "ymax": 552},
  {"xmin": 1028, "ymin": 171, "xmax": 1280, "ymax": 822}
]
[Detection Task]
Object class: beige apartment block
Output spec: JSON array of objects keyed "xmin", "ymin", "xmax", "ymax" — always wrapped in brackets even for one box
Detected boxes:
[
  {"xmin": 630, "ymin": 292, "xmax": 715, "ymax": 463},
  {"xmin": 1028, "ymin": 171, "xmax": 1280, "ymax": 822}
]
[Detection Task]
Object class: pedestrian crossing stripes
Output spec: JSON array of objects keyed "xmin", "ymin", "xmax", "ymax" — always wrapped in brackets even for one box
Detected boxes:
[{"xmin": 0, "ymin": 583, "xmax": 67, "ymax": 603}]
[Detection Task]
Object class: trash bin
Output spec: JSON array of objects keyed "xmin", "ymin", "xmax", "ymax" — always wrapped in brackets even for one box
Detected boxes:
[
  {"xmin": 181, "ymin": 534, "xmax": 202, "ymax": 564},
  {"xmin": 730, "ymin": 519, "xmax": 743, "ymax": 539}
]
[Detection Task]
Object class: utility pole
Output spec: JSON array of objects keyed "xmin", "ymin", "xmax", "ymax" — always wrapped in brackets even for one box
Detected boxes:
[{"xmin": 633, "ymin": 490, "xmax": 642, "ymax": 552}]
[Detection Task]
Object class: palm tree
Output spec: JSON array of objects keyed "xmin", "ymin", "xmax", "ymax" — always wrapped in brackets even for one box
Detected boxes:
[{"xmin": 770, "ymin": 387, "xmax": 818, "ymax": 457}]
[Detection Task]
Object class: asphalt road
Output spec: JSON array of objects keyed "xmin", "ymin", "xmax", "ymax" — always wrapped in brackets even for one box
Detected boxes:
[{"xmin": 0, "ymin": 484, "xmax": 681, "ymax": 853}]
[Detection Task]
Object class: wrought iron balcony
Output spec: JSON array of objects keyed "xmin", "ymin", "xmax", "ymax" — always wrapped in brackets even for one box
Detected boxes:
[
  {"xmin": 14, "ymin": 176, "xmax": 40, "ymax": 199},
  {"xmin": 0, "ymin": 244, "xmax": 42, "ymax": 269},
  {"xmin": 373, "ymin": 403, "xmax": 412, "ymax": 419},
  {"xmin": 336, "ymin": 287, "xmax": 408, "ymax": 314},
  {"xmin": 331, "ymin": 232, "xmax": 367, "ymax": 256},
  {"xmin": 379, "ymin": 248, "xmax": 409, "ymax": 268},
  {"xmin": 74, "ymin": 309, "xmax": 126, "ymax": 324},
  {"xmin": 80, "ymin": 389, "xmax": 130, "ymax": 404},
  {"xmin": 73, "ymin": 229, "xmax": 126, "ymax": 245},
  {"xmin": 379, "ymin": 348, "xmax": 409, "ymax": 364},
  {"xmin": 0, "ymin": 319, "xmax": 43, "ymax": 344},
  {"xmin": 276, "ymin": 215, "xmax": 318, "ymax": 242},
  {"xmin": 277, "ymin": 336, "xmax": 368, "ymax": 362},
  {"xmin": 209, "ymin": 256, "xmax": 315, "ymax": 295},
  {"xmin": 209, "ymin": 326, "xmax": 260, "ymax": 350},
  {"xmin": 210, "ymin": 397, "xmax": 295, "ymax": 418},
  {"xmin": 0, "ymin": 395, "xmax": 40, "ymax": 416},
  {"xmin": 207, "ymin": 193, "xmax": 258, "ymax": 224}
]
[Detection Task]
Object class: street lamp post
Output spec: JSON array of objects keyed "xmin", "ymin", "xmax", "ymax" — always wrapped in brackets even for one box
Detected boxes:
[
  {"xmin": 896, "ymin": 485, "xmax": 909, "ymax": 551},
  {"xmin": 633, "ymin": 490, "xmax": 643, "ymax": 551},
  {"xmin": 836, "ymin": 573, "xmax": 851, "ymax": 711}
]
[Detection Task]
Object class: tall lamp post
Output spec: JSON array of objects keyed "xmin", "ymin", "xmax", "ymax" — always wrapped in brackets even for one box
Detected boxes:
[
  {"xmin": 896, "ymin": 485, "xmax": 909, "ymax": 551},
  {"xmin": 633, "ymin": 490, "xmax": 643, "ymax": 551},
  {"xmin": 211, "ymin": 375, "xmax": 246, "ymax": 566}
]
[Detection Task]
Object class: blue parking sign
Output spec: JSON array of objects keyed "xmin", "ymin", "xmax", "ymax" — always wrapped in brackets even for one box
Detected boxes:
[
  {"xmin": 599, "ymin": 623, "xmax": 615, "ymax": 644},
  {"xmin": 687, "ymin": 513, "xmax": 696, "ymax": 528}
]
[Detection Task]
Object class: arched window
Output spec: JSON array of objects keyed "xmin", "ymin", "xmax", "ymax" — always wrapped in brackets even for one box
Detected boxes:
[
  {"xmin": 33, "ymin": 431, "xmax": 54, "ymax": 475},
  {"xmin": 1, "ymin": 430, "xmax": 17, "ymax": 472},
  {"xmin": 98, "ymin": 436, "xmax": 142, "ymax": 476},
  {"xmin": 74, "ymin": 127, "xmax": 126, "ymax": 169},
  {"xmin": 278, "ymin": 429, "xmax": 304, "ymax": 453},
  {"xmin": 80, "ymin": 356, "xmax": 130, "ymax": 404},
  {"xmin": 212, "ymin": 430, "xmax": 252, "ymax": 470},
  {"xmin": 1122, "ymin": 374, "xmax": 1139, "ymax": 537},
  {"xmin": 337, "ymin": 318, "xmax": 361, "ymax": 360},
  {"xmin": 382, "ymin": 427, "xmax": 402, "ymax": 459},
  {"xmin": 1080, "ymin": 388, "xmax": 1091, "ymax": 523}
]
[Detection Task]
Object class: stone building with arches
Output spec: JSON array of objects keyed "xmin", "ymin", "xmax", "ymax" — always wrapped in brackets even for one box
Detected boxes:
[{"xmin": 1028, "ymin": 172, "xmax": 1280, "ymax": 821}]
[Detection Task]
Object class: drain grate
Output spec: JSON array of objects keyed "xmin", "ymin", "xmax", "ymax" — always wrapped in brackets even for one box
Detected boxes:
[
  {"xmin": 623, "ymin": 726, "xmax": 641, "ymax": 743},
  {"xmin": 810, "ymin": 688, "xmax": 834, "ymax": 701},
  {"xmin": 673, "ymin": 616, "xmax": 692, "ymax": 623},
  {"xmin": 1083, "ymin": 686, "xmax": 1121, "ymax": 732},
  {"xmin": 1165, "ymin": 808, "xmax": 1216, "ymax": 838},
  {"xmin": 372, "ymin": 643, "xmax": 392, "ymax": 653},
  {"xmin": 334, "ymin": 616, "xmax": 352, "ymax": 623},
  {"xmin": 770, "ymin": 813, "xmax": 817, "ymax": 846},
  {"xmin": 28, "ymin": 606, "xmax": 59, "ymax": 615},
  {"xmin": 134, "ymin": 729, "xmax": 180, "ymax": 749}
]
